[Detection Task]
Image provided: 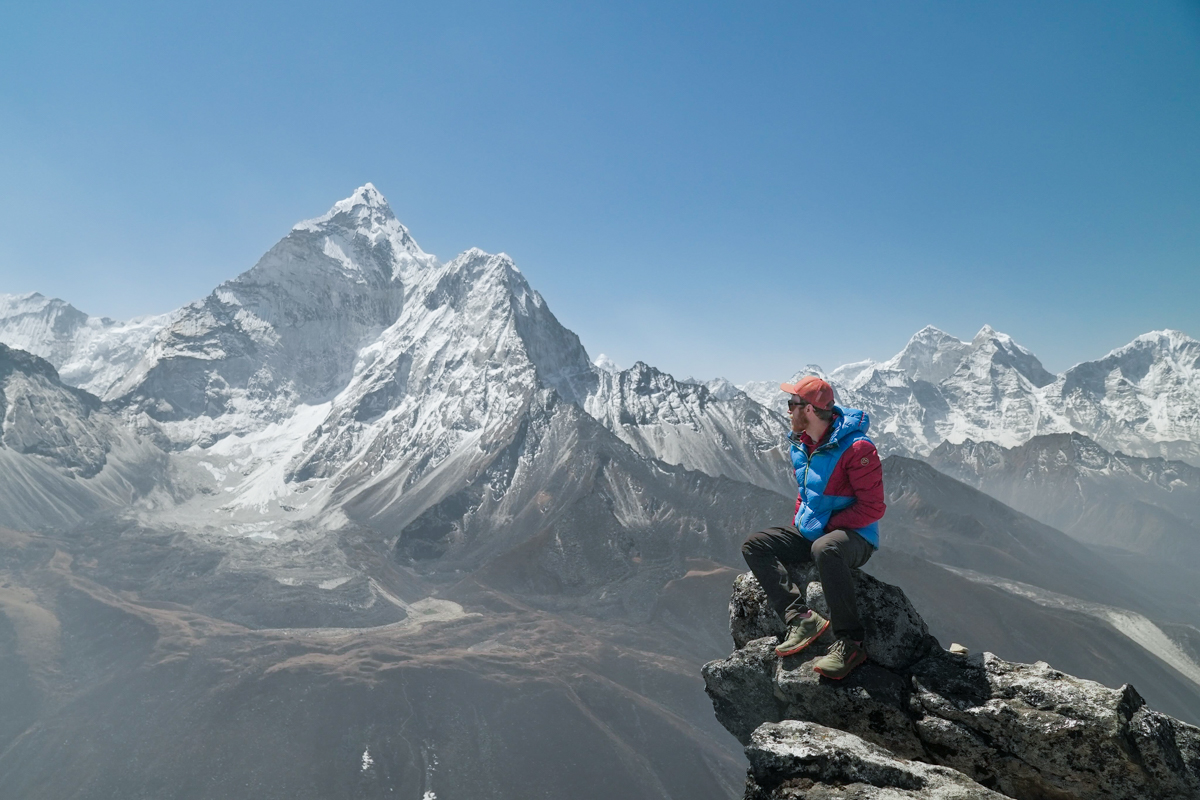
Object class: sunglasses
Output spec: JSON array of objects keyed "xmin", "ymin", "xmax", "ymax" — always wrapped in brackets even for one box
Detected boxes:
[{"xmin": 787, "ymin": 399, "xmax": 808, "ymax": 410}]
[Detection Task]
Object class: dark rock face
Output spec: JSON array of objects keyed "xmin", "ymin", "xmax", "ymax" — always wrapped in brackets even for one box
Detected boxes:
[{"xmin": 708, "ymin": 571, "xmax": 1200, "ymax": 799}]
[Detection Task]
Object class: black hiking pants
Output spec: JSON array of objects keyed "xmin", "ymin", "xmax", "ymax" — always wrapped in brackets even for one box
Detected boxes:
[{"xmin": 741, "ymin": 526, "xmax": 874, "ymax": 641}]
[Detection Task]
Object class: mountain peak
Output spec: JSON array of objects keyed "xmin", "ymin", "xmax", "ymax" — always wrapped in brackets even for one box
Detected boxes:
[
  {"xmin": 594, "ymin": 353, "xmax": 620, "ymax": 373},
  {"xmin": 292, "ymin": 184, "xmax": 428, "ymax": 262},
  {"xmin": 327, "ymin": 182, "xmax": 389, "ymax": 216},
  {"xmin": 880, "ymin": 326, "xmax": 969, "ymax": 385},
  {"xmin": 1127, "ymin": 329, "xmax": 1198, "ymax": 351}
]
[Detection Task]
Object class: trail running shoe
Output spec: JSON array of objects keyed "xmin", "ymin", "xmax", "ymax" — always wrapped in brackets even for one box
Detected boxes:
[
  {"xmin": 775, "ymin": 611, "xmax": 830, "ymax": 657},
  {"xmin": 812, "ymin": 637, "xmax": 867, "ymax": 679}
]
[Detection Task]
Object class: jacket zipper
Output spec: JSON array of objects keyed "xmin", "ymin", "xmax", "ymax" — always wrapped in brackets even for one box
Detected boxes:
[{"xmin": 795, "ymin": 433, "xmax": 840, "ymax": 522}]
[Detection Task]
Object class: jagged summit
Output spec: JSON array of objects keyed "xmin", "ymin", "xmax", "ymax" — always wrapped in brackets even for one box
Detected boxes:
[
  {"xmin": 292, "ymin": 183, "xmax": 430, "ymax": 269},
  {"xmin": 294, "ymin": 182, "xmax": 392, "ymax": 226},
  {"xmin": 879, "ymin": 326, "xmax": 969, "ymax": 385}
]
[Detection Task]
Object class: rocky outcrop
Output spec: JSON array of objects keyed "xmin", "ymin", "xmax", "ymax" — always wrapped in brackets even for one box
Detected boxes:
[
  {"xmin": 729, "ymin": 566, "xmax": 937, "ymax": 670},
  {"xmin": 706, "ymin": 571, "xmax": 1200, "ymax": 799},
  {"xmin": 745, "ymin": 721, "xmax": 1007, "ymax": 799}
]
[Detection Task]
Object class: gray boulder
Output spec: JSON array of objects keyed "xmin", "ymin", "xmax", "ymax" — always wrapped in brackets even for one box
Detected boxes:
[
  {"xmin": 702, "ymin": 637, "xmax": 783, "ymax": 745},
  {"xmin": 729, "ymin": 571, "xmax": 787, "ymax": 649},
  {"xmin": 729, "ymin": 568, "xmax": 937, "ymax": 670},
  {"xmin": 709, "ymin": 572, "xmax": 1200, "ymax": 799},
  {"xmin": 775, "ymin": 651, "xmax": 926, "ymax": 760},
  {"xmin": 745, "ymin": 720, "xmax": 1006, "ymax": 799}
]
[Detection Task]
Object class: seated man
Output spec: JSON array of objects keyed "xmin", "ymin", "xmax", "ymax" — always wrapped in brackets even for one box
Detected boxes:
[{"xmin": 742, "ymin": 376, "xmax": 885, "ymax": 679}]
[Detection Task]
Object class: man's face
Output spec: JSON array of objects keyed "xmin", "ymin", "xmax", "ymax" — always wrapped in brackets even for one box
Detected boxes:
[{"xmin": 788, "ymin": 397, "xmax": 810, "ymax": 433}]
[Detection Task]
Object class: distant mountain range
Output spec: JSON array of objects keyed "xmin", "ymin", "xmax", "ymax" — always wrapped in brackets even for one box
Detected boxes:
[
  {"xmin": 743, "ymin": 323, "xmax": 1200, "ymax": 466},
  {"xmin": 0, "ymin": 184, "xmax": 1197, "ymax": 799}
]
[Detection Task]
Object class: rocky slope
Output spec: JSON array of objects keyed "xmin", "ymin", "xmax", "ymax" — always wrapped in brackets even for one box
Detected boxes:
[
  {"xmin": 929, "ymin": 432, "xmax": 1200, "ymax": 564},
  {"xmin": 705, "ymin": 568, "xmax": 1200, "ymax": 799},
  {"xmin": 0, "ymin": 343, "xmax": 168, "ymax": 530},
  {"xmin": 585, "ymin": 361, "xmax": 791, "ymax": 495},
  {"xmin": 0, "ymin": 526, "xmax": 752, "ymax": 800}
]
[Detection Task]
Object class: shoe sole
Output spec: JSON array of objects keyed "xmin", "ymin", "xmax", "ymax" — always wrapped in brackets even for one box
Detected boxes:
[
  {"xmin": 774, "ymin": 617, "xmax": 831, "ymax": 657},
  {"xmin": 813, "ymin": 651, "xmax": 867, "ymax": 680}
]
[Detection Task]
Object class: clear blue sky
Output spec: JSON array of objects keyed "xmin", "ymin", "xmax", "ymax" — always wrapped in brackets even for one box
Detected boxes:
[{"xmin": 2, "ymin": 1, "xmax": 1198, "ymax": 383}]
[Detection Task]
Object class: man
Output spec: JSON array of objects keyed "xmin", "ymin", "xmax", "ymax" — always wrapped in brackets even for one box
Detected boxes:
[{"xmin": 741, "ymin": 376, "xmax": 885, "ymax": 679}]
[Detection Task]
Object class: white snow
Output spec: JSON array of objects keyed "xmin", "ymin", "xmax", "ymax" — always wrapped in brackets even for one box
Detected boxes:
[
  {"xmin": 0, "ymin": 292, "xmax": 173, "ymax": 398},
  {"xmin": 319, "ymin": 577, "xmax": 352, "ymax": 590},
  {"xmin": 593, "ymin": 353, "xmax": 620, "ymax": 373}
]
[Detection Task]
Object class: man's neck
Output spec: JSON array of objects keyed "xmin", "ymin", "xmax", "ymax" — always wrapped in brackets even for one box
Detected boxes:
[{"xmin": 800, "ymin": 417, "xmax": 833, "ymax": 444}]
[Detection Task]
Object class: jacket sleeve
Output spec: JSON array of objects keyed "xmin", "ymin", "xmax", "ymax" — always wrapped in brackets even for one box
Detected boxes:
[{"xmin": 827, "ymin": 440, "xmax": 886, "ymax": 531}]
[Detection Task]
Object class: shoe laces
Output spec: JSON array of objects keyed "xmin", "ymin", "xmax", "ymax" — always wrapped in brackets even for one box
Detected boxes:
[{"xmin": 827, "ymin": 638, "xmax": 848, "ymax": 659}]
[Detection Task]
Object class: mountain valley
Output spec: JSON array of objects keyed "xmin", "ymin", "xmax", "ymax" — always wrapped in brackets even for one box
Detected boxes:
[{"xmin": 0, "ymin": 185, "xmax": 1198, "ymax": 799}]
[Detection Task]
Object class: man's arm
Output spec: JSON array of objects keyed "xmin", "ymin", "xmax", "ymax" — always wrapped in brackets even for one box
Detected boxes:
[{"xmin": 827, "ymin": 440, "xmax": 886, "ymax": 530}]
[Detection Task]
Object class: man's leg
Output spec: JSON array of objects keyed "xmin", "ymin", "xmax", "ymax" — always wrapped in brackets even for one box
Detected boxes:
[
  {"xmin": 741, "ymin": 526, "xmax": 815, "ymax": 624},
  {"xmin": 810, "ymin": 529, "xmax": 874, "ymax": 641}
]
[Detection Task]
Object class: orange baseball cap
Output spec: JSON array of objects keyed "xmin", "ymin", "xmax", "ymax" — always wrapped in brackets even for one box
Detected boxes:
[{"xmin": 780, "ymin": 375, "xmax": 834, "ymax": 410}]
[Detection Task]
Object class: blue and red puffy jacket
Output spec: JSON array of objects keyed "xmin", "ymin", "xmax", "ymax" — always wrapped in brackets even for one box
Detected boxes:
[{"xmin": 788, "ymin": 406, "xmax": 885, "ymax": 548}]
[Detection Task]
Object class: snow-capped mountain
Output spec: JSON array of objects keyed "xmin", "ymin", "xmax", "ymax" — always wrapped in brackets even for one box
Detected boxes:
[
  {"xmin": 747, "ymin": 325, "xmax": 1200, "ymax": 466},
  {"xmin": 0, "ymin": 186, "xmax": 796, "ymax": 568},
  {"xmin": 585, "ymin": 362, "xmax": 789, "ymax": 494},
  {"xmin": 110, "ymin": 184, "xmax": 434, "ymax": 438},
  {"xmin": 0, "ymin": 293, "xmax": 170, "ymax": 398},
  {"xmin": 3, "ymin": 184, "xmax": 1195, "ymax": 536},
  {"xmin": 0, "ymin": 187, "xmax": 793, "ymax": 530},
  {"xmin": 1046, "ymin": 330, "xmax": 1200, "ymax": 464}
]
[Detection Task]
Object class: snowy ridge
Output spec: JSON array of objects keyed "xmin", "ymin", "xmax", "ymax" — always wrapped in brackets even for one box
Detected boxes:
[
  {"xmin": 747, "ymin": 326, "xmax": 1200, "ymax": 465},
  {"xmin": 584, "ymin": 362, "xmax": 790, "ymax": 494},
  {"xmin": 0, "ymin": 344, "xmax": 167, "ymax": 530},
  {"xmin": 0, "ymin": 293, "xmax": 172, "ymax": 398}
]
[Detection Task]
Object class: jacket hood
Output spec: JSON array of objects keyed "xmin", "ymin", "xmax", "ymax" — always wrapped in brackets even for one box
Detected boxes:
[{"xmin": 832, "ymin": 405, "xmax": 870, "ymax": 439}]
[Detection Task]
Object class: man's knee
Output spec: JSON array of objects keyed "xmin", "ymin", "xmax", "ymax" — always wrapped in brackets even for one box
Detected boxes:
[
  {"xmin": 739, "ymin": 532, "xmax": 768, "ymax": 556},
  {"xmin": 742, "ymin": 530, "xmax": 771, "ymax": 559},
  {"xmin": 811, "ymin": 534, "xmax": 844, "ymax": 564}
]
